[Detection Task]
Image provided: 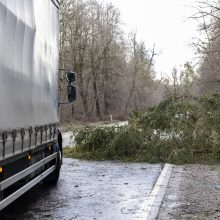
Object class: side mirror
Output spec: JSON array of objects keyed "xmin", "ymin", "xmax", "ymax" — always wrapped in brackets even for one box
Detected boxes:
[
  {"xmin": 67, "ymin": 85, "xmax": 76, "ymax": 102},
  {"xmin": 66, "ymin": 70, "xmax": 75, "ymax": 83}
]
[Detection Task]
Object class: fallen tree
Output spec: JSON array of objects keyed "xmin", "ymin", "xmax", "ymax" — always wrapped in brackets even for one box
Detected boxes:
[{"xmin": 64, "ymin": 92, "xmax": 220, "ymax": 164}]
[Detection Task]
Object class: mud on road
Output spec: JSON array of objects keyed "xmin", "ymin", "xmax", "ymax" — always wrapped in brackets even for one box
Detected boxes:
[{"xmin": 1, "ymin": 158, "xmax": 162, "ymax": 220}]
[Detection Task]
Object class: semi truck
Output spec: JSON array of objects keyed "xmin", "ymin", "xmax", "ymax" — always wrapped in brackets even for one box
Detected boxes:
[{"xmin": 0, "ymin": 0, "xmax": 75, "ymax": 210}]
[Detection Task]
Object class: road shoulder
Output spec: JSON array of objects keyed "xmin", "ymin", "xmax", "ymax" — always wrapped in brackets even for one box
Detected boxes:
[{"xmin": 158, "ymin": 164, "xmax": 220, "ymax": 220}]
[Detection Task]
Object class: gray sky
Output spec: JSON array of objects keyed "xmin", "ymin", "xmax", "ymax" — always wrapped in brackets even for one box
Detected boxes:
[{"xmin": 103, "ymin": 0, "xmax": 199, "ymax": 76}]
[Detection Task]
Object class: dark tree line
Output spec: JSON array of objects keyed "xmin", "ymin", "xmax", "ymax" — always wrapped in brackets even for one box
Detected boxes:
[
  {"xmin": 59, "ymin": 0, "xmax": 165, "ymax": 123},
  {"xmin": 191, "ymin": 0, "xmax": 220, "ymax": 94}
]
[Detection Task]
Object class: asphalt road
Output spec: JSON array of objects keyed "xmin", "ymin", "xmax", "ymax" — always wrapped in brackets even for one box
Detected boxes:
[{"xmin": 0, "ymin": 158, "xmax": 162, "ymax": 220}]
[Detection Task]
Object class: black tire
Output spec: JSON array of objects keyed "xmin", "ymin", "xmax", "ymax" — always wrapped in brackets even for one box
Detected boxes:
[{"xmin": 44, "ymin": 144, "xmax": 61, "ymax": 185}]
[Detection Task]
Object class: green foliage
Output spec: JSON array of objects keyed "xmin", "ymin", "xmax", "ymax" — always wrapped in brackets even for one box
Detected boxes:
[
  {"xmin": 109, "ymin": 127, "xmax": 144, "ymax": 157},
  {"xmin": 66, "ymin": 92, "xmax": 220, "ymax": 164},
  {"xmin": 74, "ymin": 126, "xmax": 117, "ymax": 151}
]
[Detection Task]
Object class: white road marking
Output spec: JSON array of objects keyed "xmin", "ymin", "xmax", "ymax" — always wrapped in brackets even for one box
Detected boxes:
[{"xmin": 133, "ymin": 163, "xmax": 174, "ymax": 220}]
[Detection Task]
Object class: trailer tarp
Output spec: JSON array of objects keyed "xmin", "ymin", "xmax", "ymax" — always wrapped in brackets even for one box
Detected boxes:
[{"xmin": 0, "ymin": 0, "xmax": 59, "ymax": 131}]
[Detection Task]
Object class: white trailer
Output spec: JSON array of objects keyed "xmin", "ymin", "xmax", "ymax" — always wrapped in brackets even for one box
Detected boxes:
[{"xmin": 0, "ymin": 0, "xmax": 75, "ymax": 211}]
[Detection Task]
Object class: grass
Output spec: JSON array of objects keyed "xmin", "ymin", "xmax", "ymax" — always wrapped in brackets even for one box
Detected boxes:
[
  {"xmin": 63, "ymin": 146, "xmax": 108, "ymax": 161},
  {"xmin": 60, "ymin": 120, "xmax": 118, "ymax": 133}
]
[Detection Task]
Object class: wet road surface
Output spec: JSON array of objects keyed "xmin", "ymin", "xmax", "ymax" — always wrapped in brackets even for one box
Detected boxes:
[
  {"xmin": 62, "ymin": 132, "xmax": 74, "ymax": 147},
  {"xmin": 0, "ymin": 158, "xmax": 162, "ymax": 220}
]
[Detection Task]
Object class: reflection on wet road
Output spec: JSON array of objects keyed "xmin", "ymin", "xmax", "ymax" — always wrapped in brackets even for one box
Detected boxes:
[{"xmin": 1, "ymin": 158, "xmax": 162, "ymax": 220}]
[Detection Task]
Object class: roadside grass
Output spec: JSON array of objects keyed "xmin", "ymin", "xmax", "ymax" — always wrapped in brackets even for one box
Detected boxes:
[
  {"xmin": 64, "ymin": 92, "xmax": 220, "ymax": 165},
  {"xmin": 60, "ymin": 120, "xmax": 118, "ymax": 133},
  {"xmin": 63, "ymin": 146, "xmax": 108, "ymax": 161}
]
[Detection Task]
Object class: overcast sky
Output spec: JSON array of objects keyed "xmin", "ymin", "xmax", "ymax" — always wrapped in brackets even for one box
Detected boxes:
[{"xmin": 102, "ymin": 0, "xmax": 199, "ymax": 76}]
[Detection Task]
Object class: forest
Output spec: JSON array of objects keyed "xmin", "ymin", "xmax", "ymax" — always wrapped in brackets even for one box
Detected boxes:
[{"xmin": 59, "ymin": 0, "xmax": 165, "ymax": 123}]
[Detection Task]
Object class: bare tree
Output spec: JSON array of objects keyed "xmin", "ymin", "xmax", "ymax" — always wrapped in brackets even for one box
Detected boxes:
[
  {"xmin": 191, "ymin": 0, "xmax": 220, "ymax": 94},
  {"xmin": 59, "ymin": 0, "xmax": 164, "ymax": 123},
  {"xmin": 124, "ymin": 33, "xmax": 156, "ymax": 113}
]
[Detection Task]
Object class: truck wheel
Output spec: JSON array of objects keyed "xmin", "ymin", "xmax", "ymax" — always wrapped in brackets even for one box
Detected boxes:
[{"xmin": 44, "ymin": 144, "xmax": 61, "ymax": 185}]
